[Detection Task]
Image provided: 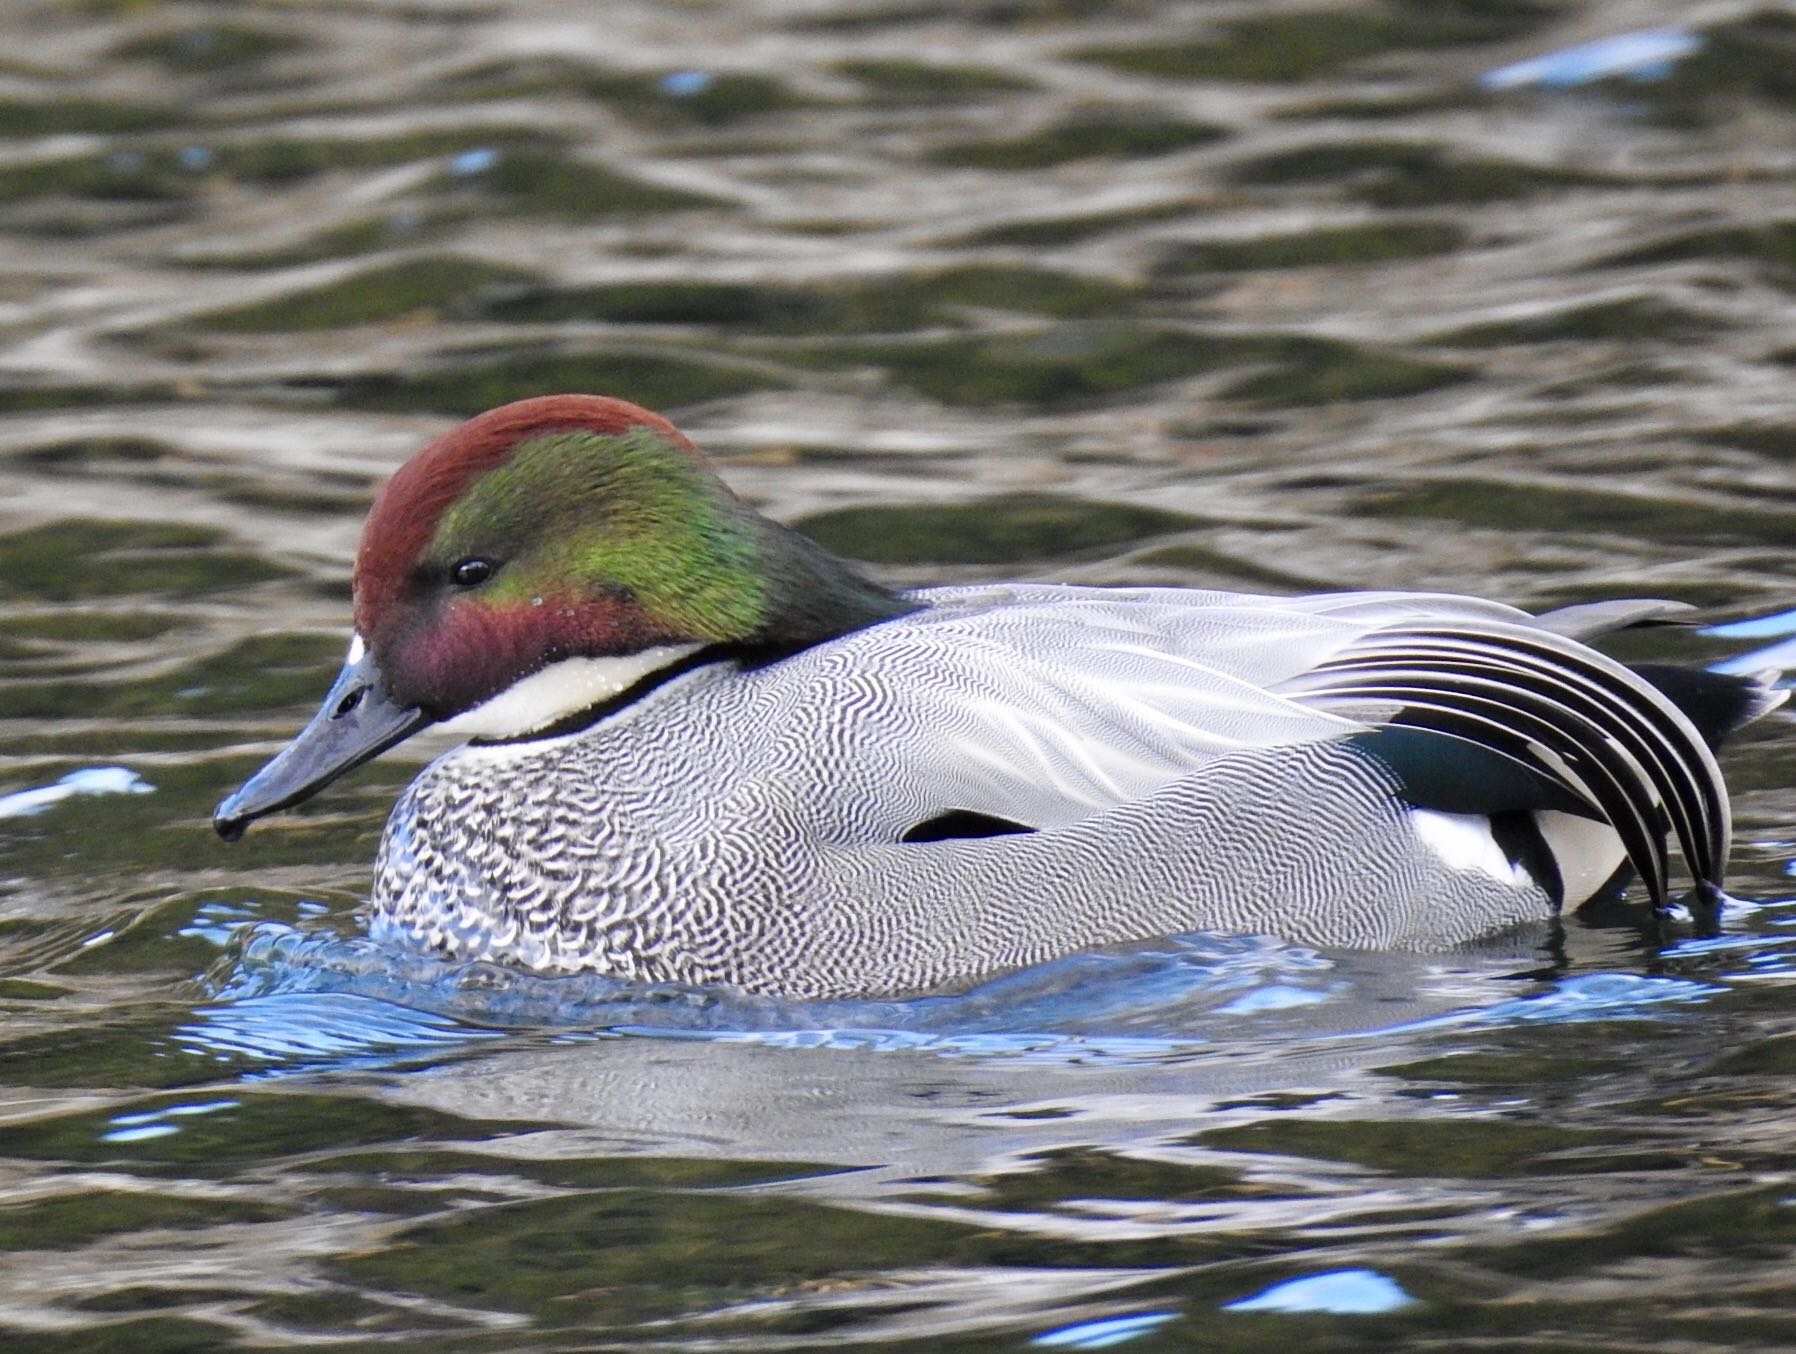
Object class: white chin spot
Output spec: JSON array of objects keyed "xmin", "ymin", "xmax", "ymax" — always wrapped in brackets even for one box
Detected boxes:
[
  {"xmin": 346, "ymin": 633, "xmax": 367, "ymax": 666},
  {"xmin": 436, "ymin": 644, "xmax": 703, "ymax": 739},
  {"xmin": 1410, "ymin": 809, "xmax": 1529, "ymax": 888}
]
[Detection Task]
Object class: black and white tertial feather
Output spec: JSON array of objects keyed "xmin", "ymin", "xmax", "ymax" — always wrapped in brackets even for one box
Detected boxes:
[
  {"xmin": 1278, "ymin": 620, "xmax": 1730, "ymax": 910},
  {"xmin": 369, "ymin": 585, "xmax": 1783, "ymax": 998}
]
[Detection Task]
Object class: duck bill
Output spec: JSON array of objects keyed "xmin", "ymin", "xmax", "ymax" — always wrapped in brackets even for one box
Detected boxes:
[{"xmin": 214, "ymin": 642, "xmax": 431, "ymax": 841}]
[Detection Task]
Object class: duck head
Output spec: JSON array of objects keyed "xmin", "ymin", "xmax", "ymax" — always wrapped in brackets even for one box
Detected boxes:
[{"xmin": 214, "ymin": 394, "xmax": 913, "ymax": 839}]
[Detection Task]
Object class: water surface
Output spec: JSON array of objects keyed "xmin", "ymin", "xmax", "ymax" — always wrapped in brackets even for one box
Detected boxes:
[{"xmin": 3, "ymin": 1, "xmax": 1796, "ymax": 1349}]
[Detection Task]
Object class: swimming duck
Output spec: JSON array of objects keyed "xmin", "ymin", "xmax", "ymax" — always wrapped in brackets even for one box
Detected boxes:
[{"xmin": 215, "ymin": 395, "xmax": 1783, "ymax": 998}]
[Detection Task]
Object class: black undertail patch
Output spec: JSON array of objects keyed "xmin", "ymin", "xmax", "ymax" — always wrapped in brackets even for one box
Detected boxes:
[{"xmin": 1488, "ymin": 808, "xmax": 1565, "ymax": 909}]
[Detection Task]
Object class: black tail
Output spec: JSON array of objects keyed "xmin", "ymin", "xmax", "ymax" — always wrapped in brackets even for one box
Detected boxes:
[{"xmin": 1631, "ymin": 664, "xmax": 1786, "ymax": 751}]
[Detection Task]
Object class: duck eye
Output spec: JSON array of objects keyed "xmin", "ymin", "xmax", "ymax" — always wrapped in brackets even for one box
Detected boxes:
[{"xmin": 451, "ymin": 558, "xmax": 494, "ymax": 587}]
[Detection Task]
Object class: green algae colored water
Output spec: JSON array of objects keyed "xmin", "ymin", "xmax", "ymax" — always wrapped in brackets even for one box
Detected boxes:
[{"xmin": 3, "ymin": 1, "xmax": 1796, "ymax": 1350}]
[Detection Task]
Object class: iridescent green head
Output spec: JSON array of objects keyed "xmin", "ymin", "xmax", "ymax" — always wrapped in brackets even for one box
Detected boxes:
[{"xmin": 214, "ymin": 394, "xmax": 912, "ymax": 838}]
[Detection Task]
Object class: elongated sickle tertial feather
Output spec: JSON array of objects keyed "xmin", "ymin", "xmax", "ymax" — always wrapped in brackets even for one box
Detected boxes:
[
  {"xmin": 1393, "ymin": 630, "xmax": 1723, "ymax": 878},
  {"xmin": 1280, "ymin": 621, "xmax": 1731, "ymax": 911}
]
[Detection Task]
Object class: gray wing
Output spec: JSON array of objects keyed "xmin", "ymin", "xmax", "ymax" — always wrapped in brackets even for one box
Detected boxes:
[
  {"xmin": 752, "ymin": 584, "xmax": 1376, "ymax": 834},
  {"xmin": 751, "ymin": 584, "xmax": 1737, "ymax": 907}
]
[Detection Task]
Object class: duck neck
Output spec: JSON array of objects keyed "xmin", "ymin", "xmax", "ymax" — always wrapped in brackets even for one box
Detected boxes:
[{"xmin": 746, "ymin": 519, "xmax": 921, "ymax": 657}]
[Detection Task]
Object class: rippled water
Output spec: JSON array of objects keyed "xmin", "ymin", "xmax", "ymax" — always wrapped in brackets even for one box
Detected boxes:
[{"xmin": 4, "ymin": 0, "xmax": 1796, "ymax": 1349}]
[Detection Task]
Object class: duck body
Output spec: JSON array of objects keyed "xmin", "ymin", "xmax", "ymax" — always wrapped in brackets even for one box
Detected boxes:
[
  {"xmin": 372, "ymin": 585, "xmax": 1575, "ymax": 996},
  {"xmin": 216, "ymin": 396, "xmax": 1783, "ymax": 999}
]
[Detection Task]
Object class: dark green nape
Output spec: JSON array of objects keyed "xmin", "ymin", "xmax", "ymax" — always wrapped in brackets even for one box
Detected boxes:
[{"xmin": 747, "ymin": 517, "xmax": 920, "ymax": 654}]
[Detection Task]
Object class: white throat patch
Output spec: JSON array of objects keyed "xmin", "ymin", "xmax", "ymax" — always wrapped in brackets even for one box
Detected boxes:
[{"xmin": 435, "ymin": 644, "xmax": 704, "ymax": 740}]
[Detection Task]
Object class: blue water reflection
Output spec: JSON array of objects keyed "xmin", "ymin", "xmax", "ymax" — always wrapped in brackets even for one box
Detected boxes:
[
  {"xmin": 1703, "ymin": 609, "xmax": 1796, "ymax": 677},
  {"xmin": 1224, "ymin": 1268, "xmax": 1415, "ymax": 1315},
  {"xmin": 176, "ymin": 910, "xmax": 1754, "ymax": 1075},
  {"xmin": 1397, "ymin": 972, "xmax": 1719, "ymax": 1031},
  {"xmin": 1033, "ymin": 1310, "xmax": 1178, "ymax": 1348},
  {"xmin": 101, "ymin": 1098, "xmax": 240, "ymax": 1143},
  {"xmin": 180, "ymin": 990, "xmax": 500, "ymax": 1070},
  {"xmin": 0, "ymin": 766, "xmax": 153, "ymax": 819},
  {"xmin": 1481, "ymin": 29, "xmax": 1701, "ymax": 91}
]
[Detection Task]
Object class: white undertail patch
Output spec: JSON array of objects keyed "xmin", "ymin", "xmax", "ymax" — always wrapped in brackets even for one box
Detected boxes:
[
  {"xmin": 437, "ymin": 644, "xmax": 703, "ymax": 740},
  {"xmin": 1409, "ymin": 810, "xmax": 1530, "ymax": 888},
  {"xmin": 1535, "ymin": 810, "xmax": 1627, "ymax": 907}
]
